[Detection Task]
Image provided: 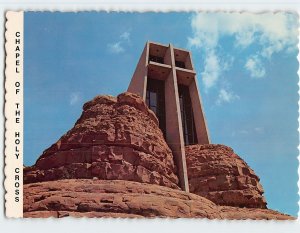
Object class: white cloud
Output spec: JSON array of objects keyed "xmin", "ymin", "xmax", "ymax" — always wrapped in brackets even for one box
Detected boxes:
[
  {"xmin": 232, "ymin": 127, "xmax": 264, "ymax": 137},
  {"xmin": 222, "ymin": 55, "xmax": 235, "ymax": 71},
  {"xmin": 254, "ymin": 127, "xmax": 264, "ymax": 133},
  {"xmin": 107, "ymin": 42, "xmax": 125, "ymax": 54},
  {"xmin": 188, "ymin": 12, "xmax": 298, "ymax": 56},
  {"xmin": 231, "ymin": 129, "xmax": 249, "ymax": 137},
  {"xmin": 108, "ymin": 31, "xmax": 131, "ymax": 54},
  {"xmin": 245, "ymin": 55, "xmax": 266, "ymax": 78},
  {"xmin": 216, "ymin": 88, "xmax": 239, "ymax": 105},
  {"xmin": 120, "ymin": 31, "xmax": 130, "ymax": 41},
  {"xmin": 69, "ymin": 92, "xmax": 82, "ymax": 106},
  {"xmin": 201, "ymin": 50, "xmax": 221, "ymax": 89},
  {"xmin": 188, "ymin": 12, "xmax": 298, "ymax": 87},
  {"xmin": 200, "ymin": 52, "xmax": 234, "ymax": 90},
  {"xmin": 235, "ymin": 29, "xmax": 255, "ymax": 48},
  {"xmin": 239, "ymin": 129, "xmax": 249, "ymax": 135}
]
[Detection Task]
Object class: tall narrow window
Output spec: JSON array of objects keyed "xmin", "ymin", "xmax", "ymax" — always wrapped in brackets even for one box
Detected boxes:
[
  {"xmin": 178, "ymin": 84, "xmax": 198, "ymax": 145},
  {"xmin": 146, "ymin": 78, "xmax": 166, "ymax": 137}
]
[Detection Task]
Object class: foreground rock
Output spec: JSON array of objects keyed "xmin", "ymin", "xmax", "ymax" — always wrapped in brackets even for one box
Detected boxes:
[
  {"xmin": 24, "ymin": 92, "xmax": 179, "ymax": 189},
  {"xmin": 23, "ymin": 179, "xmax": 293, "ymax": 220},
  {"xmin": 186, "ymin": 144, "xmax": 267, "ymax": 209},
  {"xmin": 23, "ymin": 92, "xmax": 293, "ymax": 219}
]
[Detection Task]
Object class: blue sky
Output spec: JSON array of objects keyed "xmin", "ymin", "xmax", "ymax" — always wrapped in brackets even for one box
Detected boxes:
[{"xmin": 24, "ymin": 12, "xmax": 299, "ymax": 216}]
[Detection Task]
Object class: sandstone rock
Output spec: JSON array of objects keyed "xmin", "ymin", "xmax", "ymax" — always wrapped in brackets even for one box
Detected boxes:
[
  {"xmin": 23, "ymin": 92, "xmax": 292, "ymax": 219},
  {"xmin": 23, "ymin": 179, "xmax": 293, "ymax": 220},
  {"xmin": 186, "ymin": 144, "xmax": 267, "ymax": 209},
  {"xmin": 24, "ymin": 92, "xmax": 179, "ymax": 189}
]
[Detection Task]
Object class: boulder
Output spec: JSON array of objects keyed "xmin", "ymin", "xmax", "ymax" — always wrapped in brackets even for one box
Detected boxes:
[
  {"xmin": 24, "ymin": 92, "xmax": 179, "ymax": 189},
  {"xmin": 23, "ymin": 179, "xmax": 293, "ymax": 220},
  {"xmin": 186, "ymin": 144, "xmax": 267, "ymax": 209}
]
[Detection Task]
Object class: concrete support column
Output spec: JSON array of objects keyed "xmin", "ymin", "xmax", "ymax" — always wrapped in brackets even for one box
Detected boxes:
[
  {"xmin": 164, "ymin": 44, "xmax": 189, "ymax": 192},
  {"xmin": 127, "ymin": 43, "xmax": 149, "ymax": 99}
]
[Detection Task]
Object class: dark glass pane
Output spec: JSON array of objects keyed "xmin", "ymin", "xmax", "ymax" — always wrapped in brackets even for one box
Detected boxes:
[
  {"xmin": 146, "ymin": 90, "xmax": 150, "ymax": 106},
  {"xmin": 175, "ymin": 61, "xmax": 186, "ymax": 69},
  {"xmin": 146, "ymin": 78, "xmax": 166, "ymax": 137},
  {"xmin": 179, "ymin": 96, "xmax": 184, "ymax": 109},
  {"xmin": 150, "ymin": 92, "xmax": 157, "ymax": 106},
  {"xmin": 149, "ymin": 55, "xmax": 164, "ymax": 64},
  {"xmin": 178, "ymin": 84, "xmax": 198, "ymax": 145}
]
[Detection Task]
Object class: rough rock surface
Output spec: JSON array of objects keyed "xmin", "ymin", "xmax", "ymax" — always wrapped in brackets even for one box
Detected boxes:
[
  {"xmin": 23, "ymin": 92, "xmax": 293, "ymax": 219},
  {"xmin": 24, "ymin": 92, "xmax": 179, "ymax": 189},
  {"xmin": 23, "ymin": 179, "xmax": 293, "ymax": 220},
  {"xmin": 186, "ymin": 144, "xmax": 267, "ymax": 209}
]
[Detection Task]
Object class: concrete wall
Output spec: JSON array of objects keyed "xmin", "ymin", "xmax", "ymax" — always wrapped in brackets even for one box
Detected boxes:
[
  {"xmin": 187, "ymin": 49, "xmax": 210, "ymax": 144},
  {"xmin": 184, "ymin": 54, "xmax": 193, "ymax": 71},
  {"xmin": 127, "ymin": 43, "xmax": 148, "ymax": 100},
  {"xmin": 189, "ymin": 78, "xmax": 210, "ymax": 144},
  {"xmin": 164, "ymin": 44, "xmax": 172, "ymax": 66}
]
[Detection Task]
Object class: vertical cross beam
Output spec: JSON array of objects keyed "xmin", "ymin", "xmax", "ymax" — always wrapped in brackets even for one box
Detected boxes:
[{"xmin": 128, "ymin": 41, "xmax": 210, "ymax": 192}]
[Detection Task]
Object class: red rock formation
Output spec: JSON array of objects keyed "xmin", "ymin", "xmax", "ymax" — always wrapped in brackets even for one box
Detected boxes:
[
  {"xmin": 186, "ymin": 144, "xmax": 267, "ymax": 209},
  {"xmin": 24, "ymin": 92, "xmax": 179, "ymax": 189},
  {"xmin": 23, "ymin": 92, "xmax": 293, "ymax": 219},
  {"xmin": 23, "ymin": 179, "xmax": 293, "ymax": 220}
]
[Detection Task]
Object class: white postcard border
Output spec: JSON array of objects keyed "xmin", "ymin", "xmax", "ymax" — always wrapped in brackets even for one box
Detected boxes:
[{"xmin": 4, "ymin": 11, "xmax": 24, "ymax": 218}]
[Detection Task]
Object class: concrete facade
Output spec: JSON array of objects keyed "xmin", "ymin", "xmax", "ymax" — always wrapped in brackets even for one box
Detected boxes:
[{"xmin": 128, "ymin": 41, "xmax": 210, "ymax": 192}]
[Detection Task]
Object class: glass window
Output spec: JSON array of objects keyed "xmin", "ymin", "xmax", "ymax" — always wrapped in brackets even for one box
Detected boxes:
[
  {"xmin": 149, "ymin": 55, "xmax": 164, "ymax": 64},
  {"xmin": 146, "ymin": 78, "xmax": 166, "ymax": 137},
  {"xmin": 178, "ymin": 84, "xmax": 198, "ymax": 145},
  {"xmin": 175, "ymin": 61, "xmax": 186, "ymax": 69},
  {"xmin": 150, "ymin": 92, "xmax": 157, "ymax": 107}
]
